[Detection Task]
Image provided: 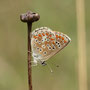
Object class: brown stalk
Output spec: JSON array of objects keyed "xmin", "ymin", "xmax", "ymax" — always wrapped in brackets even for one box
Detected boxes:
[
  {"xmin": 20, "ymin": 11, "xmax": 40, "ymax": 90},
  {"xmin": 76, "ymin": 0, "xmax": 88, "ymax": 90}
]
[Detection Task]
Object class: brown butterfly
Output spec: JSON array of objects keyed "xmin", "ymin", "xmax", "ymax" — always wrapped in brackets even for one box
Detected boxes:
[{"xmin": 31, "ymin": 27, "xmax": 71, "ymax": 66}]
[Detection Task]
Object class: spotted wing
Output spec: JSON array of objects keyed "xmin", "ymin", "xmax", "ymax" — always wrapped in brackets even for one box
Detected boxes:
[{"xmin": 31, "ymin": 27, "xmax": 71, "ymax": 62}]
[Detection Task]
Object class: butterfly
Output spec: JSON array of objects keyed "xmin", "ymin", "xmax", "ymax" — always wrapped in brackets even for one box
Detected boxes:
[{"xmin": 31, "ymin": 27, "xmax": 71, "ymax": 66}]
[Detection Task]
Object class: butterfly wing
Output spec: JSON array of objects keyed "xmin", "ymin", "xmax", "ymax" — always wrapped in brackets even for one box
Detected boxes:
[{"xmin": 31, "ymin": 27, "xmax": 71, "ymax": 62}]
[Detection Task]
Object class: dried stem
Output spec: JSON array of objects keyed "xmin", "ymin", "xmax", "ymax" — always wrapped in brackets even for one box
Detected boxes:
[
  {"xmin": 76, "ymin": 0, "xmax": 88, "ymax": 90},
  {"xmin": 20, "ymin": 11, "xmax": 40, "ymax": 90},
  {"xmin": 27, "ymin": 22, "xmax": 32, "ymax": 90}
]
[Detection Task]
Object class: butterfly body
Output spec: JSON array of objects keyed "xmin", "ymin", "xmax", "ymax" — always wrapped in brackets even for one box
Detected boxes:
[{"xmin": 31, "ymin": 27, "xmax": 71, "ymax": 65}]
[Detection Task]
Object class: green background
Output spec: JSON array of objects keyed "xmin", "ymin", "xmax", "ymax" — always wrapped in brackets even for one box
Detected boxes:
[{"xmin": 0, "ymin": 0, "xmax": 90, "ymax": 90}]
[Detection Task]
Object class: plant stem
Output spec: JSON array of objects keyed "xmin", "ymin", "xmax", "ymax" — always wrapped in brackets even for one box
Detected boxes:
[
  {"xmin": 20, "ymin": 11, "xmax": 40, "ymax": 90},
  {"xmin": 27, "ymin": 22, "xmax": 32, "ymax": 90},
  {"xmin": 76, "ymin": 0, "xmax": 88, "ymax": 90}
]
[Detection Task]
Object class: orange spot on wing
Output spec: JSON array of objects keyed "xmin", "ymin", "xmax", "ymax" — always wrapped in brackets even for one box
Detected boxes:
[
  {"xmin": 51, "ymin": 38, "xmax": 54, "ymax": 41},
  {"xmin": 49, "ymin": 34, "xmax": 52, "ymax": 37},
  {"xmin": 56, "ymin": 35, "xmax": 58, "ymax": 38},
  {"xmin": 33, "ymin": 36, "xmax": 37, "ymax": 39},
  {"xmin": 59, "ymin": 36, "xmax": 61, "ymax": 38},
  {"xmin": 52, "ymin": 41, "xmax": 55, "ymax": 44},
  {"xmin": 46, "ymin": 32, "xmax": 49, "ymax": 36},
  {"xmin": 62, "ymin": 37, "xmax": 64, "ymax": 40},
  {"xmin": 64, "ymin": 40, "xmax": 67, "ymax": 43},
  {"xmin": 42, "ymin": 33, "xmax": 45, "ymax": 36},
  {"xmin": 38, "ymin": 34, "xmax": 42, "ymax": 37}
]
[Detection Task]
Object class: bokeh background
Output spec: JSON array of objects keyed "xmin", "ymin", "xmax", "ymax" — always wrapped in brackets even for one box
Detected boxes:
[{"xmin": 0, "ymin": 0, "xmax": 89, "ymax": 90}]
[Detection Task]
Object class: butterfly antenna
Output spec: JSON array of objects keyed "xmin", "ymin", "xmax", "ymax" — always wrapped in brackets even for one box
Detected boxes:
[{"xmin": 46, "ymin": 63, "xmax": 53, "ymax": 73}]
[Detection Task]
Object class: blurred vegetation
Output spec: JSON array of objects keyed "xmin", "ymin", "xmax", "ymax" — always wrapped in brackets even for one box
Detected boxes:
[{"xmin": 0, "ymin": 0, "xmax": 90, "ymax": 90}]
